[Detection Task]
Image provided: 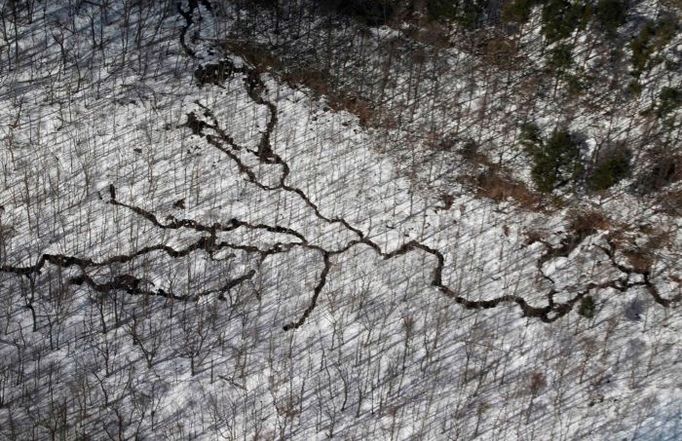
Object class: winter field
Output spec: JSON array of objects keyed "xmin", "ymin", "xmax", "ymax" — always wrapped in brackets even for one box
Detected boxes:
[{"xmin": 1, "ymin": 0, "xmax": 682, "ymax": 439}]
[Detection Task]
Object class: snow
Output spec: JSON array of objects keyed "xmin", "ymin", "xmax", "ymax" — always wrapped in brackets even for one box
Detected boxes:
[{"xmin": 0, "ymin": 0, "xmax": 681, "ymax": 440}]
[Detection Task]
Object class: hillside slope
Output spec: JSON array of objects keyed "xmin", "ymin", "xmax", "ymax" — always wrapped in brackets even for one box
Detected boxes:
[{"xmin": 0, "ymin": 1, "xmax": 681, "ymax": 439}]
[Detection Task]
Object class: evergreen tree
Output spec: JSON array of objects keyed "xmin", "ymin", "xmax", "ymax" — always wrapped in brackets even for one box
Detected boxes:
[
  {"xmin": 521, "ymin": 124, "xmax": 583, "ymax": 193},
  {"xmin": 594, "ymin": 0, "xmax": 628, "ymax": 37}
]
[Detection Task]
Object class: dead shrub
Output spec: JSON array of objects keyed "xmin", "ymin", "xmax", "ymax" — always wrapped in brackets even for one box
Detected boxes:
[
  {"xmin": 523, "ymin": 229, "xmax": 546, "ymax": 246},
  {"xmin": 435, "ymin": 193, "xmax": 455, "ymax": 211},
  {"xmin": 623, "ymin": 228, "xmax": 672, "ymax": 272},
  {"xmin": 529, "ymin": 371, "xmax": 547, "ymax": 396},
  {"xmin": 425, "ymin": 132, "xmax": 456, "ymax": 152},
  {"xmin": 645, "ymin": 228, "xmax": 673, "ymax": 250},
  {"xmin": 656, "ymin": 189, "xmax": 682, "ymax": 216},
  {"xmin": 482, "ymin": 36, "xmax": 518, "ymax": 68},
  {"xmin": 408, "ymin": 21, "xmax": 451, "ymax": 47},
  {"xmin": 634, "ymin": 150, "xmax": 682, "ymax": 194},
  {"xmin": 567, "ymin": 209, "xmax": 611, "ymax": 239}
]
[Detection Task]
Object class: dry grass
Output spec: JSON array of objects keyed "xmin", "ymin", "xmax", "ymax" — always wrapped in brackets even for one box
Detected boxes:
[
  {"xmin": 284, "ymin": 67, "xmax": 384, "ymax": 127},
  {"xmin": 474, "ymin": 170, "xmax": 542, "ymax": 209},
  {"xmin": 223, "ymin": 40, "xmax": 382, "ymax": 127},
  {"xmin": 628, "ymin": 227, "xmax": 673, "ymax": 271},
  {"xmin": 623, "ymin": 249, "xmax": 654, "ymax": 272},
  {"xmin": 328, "ymin": 94, "xmax": 376, "ymax": 126},
  {"xmin": 222, "ymin": 40, "xmax": 283, "ymax": 73}
]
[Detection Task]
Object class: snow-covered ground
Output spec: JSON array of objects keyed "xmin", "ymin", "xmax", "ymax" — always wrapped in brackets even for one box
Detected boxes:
[{"xmin": 0, "ymin": 1, "xmax": 681, "ymax": 439}]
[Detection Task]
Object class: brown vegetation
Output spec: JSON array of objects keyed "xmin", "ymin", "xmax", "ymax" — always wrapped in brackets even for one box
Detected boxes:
[
  {"xmin": 567, "ymin": 209, "xmax": 611, "ymax": 238},
  {"xmin": 474, "ymin": 169, "xmax": 543, "ymax": 209},
  {"xmin": 222, "ymin": 40, "xmax": 384, "ymax": 127}
]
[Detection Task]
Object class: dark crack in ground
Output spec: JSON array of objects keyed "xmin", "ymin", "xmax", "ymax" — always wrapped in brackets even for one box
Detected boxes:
[{"xmin": 1, "ymin": 0, "xmax": 678, "ymax": 334}]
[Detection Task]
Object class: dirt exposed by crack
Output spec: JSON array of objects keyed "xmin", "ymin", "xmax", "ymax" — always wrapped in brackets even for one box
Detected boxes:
[{"xmin": 69, "ymin": 269, "xmax": 255, "ymax": 302}]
